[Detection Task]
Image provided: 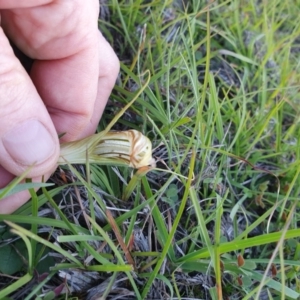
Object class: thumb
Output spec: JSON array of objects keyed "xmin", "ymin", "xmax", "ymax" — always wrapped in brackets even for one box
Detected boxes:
[{"xmin": 0, "ymin": 27, "xmax": 59, "ymax": 177}]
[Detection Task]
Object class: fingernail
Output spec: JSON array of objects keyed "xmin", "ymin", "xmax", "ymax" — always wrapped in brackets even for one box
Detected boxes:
[{"xmin": 2, "ymin": 119, "xmax": 55, "ymax": 165}]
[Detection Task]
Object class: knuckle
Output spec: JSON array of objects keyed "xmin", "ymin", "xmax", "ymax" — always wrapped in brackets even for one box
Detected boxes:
[{"xmin": 100, "ymin": 51, "xmax": 120, "ymax": 89}]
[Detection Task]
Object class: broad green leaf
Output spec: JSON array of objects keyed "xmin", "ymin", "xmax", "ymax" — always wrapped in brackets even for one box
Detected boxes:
[{"xmin": 0, "ymin": 245, "xmax": 23, "ymax": 275}]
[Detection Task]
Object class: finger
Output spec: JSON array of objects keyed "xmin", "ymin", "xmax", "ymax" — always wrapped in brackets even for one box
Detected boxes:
[
  {"xmin": 29, "ymin": 31, "xmax": 119, "ymax": 141},
  {"xmin": 30, "ymin": 43, "xmax": 99, "ymax": 142},
  {"xmin": 75, "ymin": 32, "xmax": 120, "ymax": 137},
  {"xmin": 0, "ymin": 1, "xmax": 100, "ymax": 60},
  {"xmin": 0, "ymin": 0, "xmax": 51, "ymax": 9},
  {"xmin": 0, "ymin": 27, "xmax": 60, "ymax": 177}
]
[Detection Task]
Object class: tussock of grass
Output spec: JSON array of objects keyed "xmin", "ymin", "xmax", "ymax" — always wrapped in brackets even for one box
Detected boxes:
[{"xmin": 1, "ymin": 0, "xmax": 300, "ymax": 299}]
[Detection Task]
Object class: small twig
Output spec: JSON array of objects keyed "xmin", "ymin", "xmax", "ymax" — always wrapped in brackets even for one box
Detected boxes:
[{"xmin": 106, "ymin": 209, "xmax": 136, "ymax": 270}]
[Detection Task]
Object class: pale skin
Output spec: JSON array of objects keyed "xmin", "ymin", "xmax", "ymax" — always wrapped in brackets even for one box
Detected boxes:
[{"xmin": 0, "ymin": 0, "xmax": 120, "ymax": 214}]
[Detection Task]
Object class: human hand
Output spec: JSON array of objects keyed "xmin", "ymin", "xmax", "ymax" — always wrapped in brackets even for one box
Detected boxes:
[{"xmin": 0, "ymin": 0, "xmax": 119, "ymax": 214}]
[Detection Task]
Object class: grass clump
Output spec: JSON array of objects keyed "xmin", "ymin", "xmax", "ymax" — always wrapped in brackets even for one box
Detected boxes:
[{"xmin": 1, "ymin": 0, "xmax": 300, "ymax": 299}]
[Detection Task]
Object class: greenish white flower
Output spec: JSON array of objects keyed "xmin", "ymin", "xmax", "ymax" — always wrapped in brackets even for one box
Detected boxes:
[{"xmin": 58, "ymin": 130, "xmax": 155, "ymax": 169}]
